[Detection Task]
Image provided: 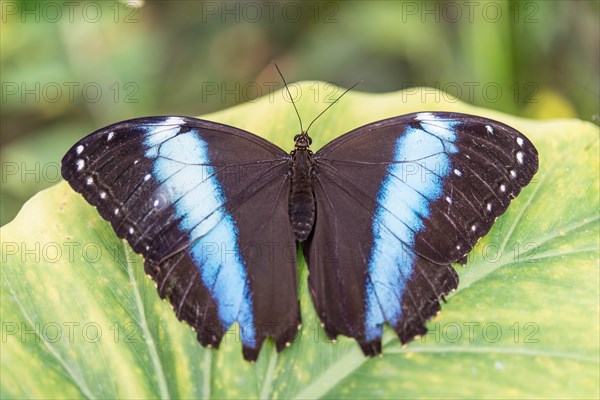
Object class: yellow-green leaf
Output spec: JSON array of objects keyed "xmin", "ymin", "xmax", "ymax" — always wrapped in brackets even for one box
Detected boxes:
[{"xmin": 1, "ymin": 83, "xmax": 598, "ymax": 399}]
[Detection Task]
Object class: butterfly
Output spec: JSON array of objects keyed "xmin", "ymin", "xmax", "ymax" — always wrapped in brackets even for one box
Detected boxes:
[{"xmin": 61, "ymin": 80, "xmax": 538, "ymax": 362}]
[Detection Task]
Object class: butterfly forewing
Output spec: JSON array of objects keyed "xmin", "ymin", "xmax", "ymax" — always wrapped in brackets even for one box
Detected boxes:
[
  {"xmin": 62, "ymin": 116, "xmax": 300, "ymax": 361},
  {"xmin": 306, "ymin": 112, "xmax": 538, "ymax": 354}
]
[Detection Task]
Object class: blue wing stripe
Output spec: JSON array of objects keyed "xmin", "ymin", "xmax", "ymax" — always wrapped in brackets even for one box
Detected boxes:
[
  {"xmin": 143, "ymin": 119, "xmax": 256, "ymax": 347},
  {"xmin": 365, "ymin": 119, "xmax": 458, "ymax": 341}
]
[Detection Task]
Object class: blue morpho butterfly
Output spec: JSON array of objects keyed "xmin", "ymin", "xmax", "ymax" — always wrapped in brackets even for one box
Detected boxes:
[{"xmin": 62, "ymin": 69, "xmax": 538, "ymax": 362}]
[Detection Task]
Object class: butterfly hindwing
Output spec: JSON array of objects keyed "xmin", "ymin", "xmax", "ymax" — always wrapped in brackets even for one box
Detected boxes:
[
  {"xmin": 62, "ymin": 116, "xmax": 300, "ymax": 361},
  {"xmin": 306, "ymin": 112, "xmax": 538, "ymax": 354}
]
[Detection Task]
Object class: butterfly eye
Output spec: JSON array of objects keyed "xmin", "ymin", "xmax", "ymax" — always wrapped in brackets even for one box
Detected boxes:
[
  {"xmin": 307, "ymin": 136, "xmax": 312, "ymax": 145},
  {"xmin": 294, "ymin": 134, "xmax": 302, "ymax": 142}
]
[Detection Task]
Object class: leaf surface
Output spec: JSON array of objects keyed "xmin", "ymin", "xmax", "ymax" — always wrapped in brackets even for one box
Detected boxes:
[{"xmin": 2, "ymin": 83, "xmax": 598, "ymax": 399}]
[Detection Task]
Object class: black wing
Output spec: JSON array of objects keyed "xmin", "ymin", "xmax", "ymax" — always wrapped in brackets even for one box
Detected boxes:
[
  {"xmin": 304, "ymin": 112, "xmax": 538, "ymax": 355},
  {"xmin": 62, "ymin": 116, "xmax": 300, "ymax": 361}
]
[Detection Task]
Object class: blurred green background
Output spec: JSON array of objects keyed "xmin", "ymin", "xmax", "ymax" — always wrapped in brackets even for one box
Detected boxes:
[{"xmin": 1, "ymin": 0, "xmax": 598, "ymax": 226}]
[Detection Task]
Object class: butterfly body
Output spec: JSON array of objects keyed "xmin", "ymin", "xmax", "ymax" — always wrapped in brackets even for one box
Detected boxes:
[
  {"xmin": 62, "ymin": 110, "xmax": 538, "ymax": 362},
  {"xmin": 289, "ymin": 134, "xmax": 316, "ymax": 241}
]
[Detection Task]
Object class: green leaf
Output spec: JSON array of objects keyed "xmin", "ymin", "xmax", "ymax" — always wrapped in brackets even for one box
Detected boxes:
[{"xmin": 1, "ymin": 83, "xmax": 598, "ymax": 399}]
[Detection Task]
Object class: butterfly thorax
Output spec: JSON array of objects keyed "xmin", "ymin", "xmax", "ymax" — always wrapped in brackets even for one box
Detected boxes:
[{"xmin": 289, "ymin": 134, "xmax": 316, "ymax": 241}]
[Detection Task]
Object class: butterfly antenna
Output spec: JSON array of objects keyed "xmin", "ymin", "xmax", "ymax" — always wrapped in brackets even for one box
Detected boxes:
[
  {"xmin": 305, "ymin": 80, "xmax": 362, "ymax": 134},
  {"xmin": 272, "ymin": 60, "xmax": 304, "ymax": 133}
]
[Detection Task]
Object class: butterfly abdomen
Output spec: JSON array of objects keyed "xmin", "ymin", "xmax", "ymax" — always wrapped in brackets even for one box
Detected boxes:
[{"xmin": 289, "ymin": 149, "xmax": 316, "ymax": 241}]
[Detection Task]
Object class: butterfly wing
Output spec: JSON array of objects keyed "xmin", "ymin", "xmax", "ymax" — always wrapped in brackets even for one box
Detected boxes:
[
  {"xmin": 304, "ymin": 112, "xmax": 538, "ymax": 354},
  {"xmin": 62, "ymin": 116, "xmax": 300, "ymax": 361}
]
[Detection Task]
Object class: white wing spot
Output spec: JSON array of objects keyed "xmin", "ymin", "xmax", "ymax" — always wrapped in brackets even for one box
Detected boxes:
[
  {"xmin": 454, "ymin": 169, "xmax": 462, "ymax": 176},
  {"xmin": 145, "ymin": 245, "xmax": 150, "ymax": 251},
  {"xmin": 129, "ymin": 227, "xmax": 134, "ymax": 234},
  {"xmin": 456, "ymin": 245, "xmax": 461, "ymax": 250},
  {"xmin": 76, "ymin": 145, "xmax": 84, "ymax": 155},
  {"xmin": 164, "ymin": 116, "xmax": 185, "ymax": 125},
  {"xmin": 415, "ymin": 112, "xmax": 435, "ymax": 121},
  {"xmin": 516, "ymin": 137, "xmax": 524, "ymax": 147},
  {"xmin": 516, "ymin": 152, "xmax": 524, "ymax": 164},
  {"xmin": 485, "ymin": 125, "xmax": 493, "ymax": 134},
  {"xmin": 471, "ymin": 225, "xmax": 477, "ymax": 232},
  {"xmin": 510, "ymin": 170, "xmax": 517, "ymax": 178},
  {"xmin": 487, "ymin": 203, "xmax": 492, "ymax": 212},
  {"xmin": 76, "ymin": 159, "xmax": 85, "ymax": 171},
  {"xmin": 144, "ymin": 174, "xmax": 151, "ymax": 181},
  {"xmin": 107, "ymin": 132, "xmax": 115, "ymax": 141},
  {"xmin": 100, "ymin": 191, "xmax": 107, "ymax": 199},
  {"xmin": 164, "ymin": 117, "xmax": 184, "ymax": 125},
  {"xmin": 86, "ymin": 177, "xmax": 94, "ymax": 185},
  {"xmin": 134, "ymin": 160, "xmax": 139, "ymax": 165},
  {"xmin": 153, "ymin": 199, "xmax": 159, "ymax": 207},
  {"xmin": 500, "ymin": 184, "xmax": 506, "ymax": 192},
  {"xmin": 114, "ymin": 208, "xmax": 120, "ymax": 215},
  {"xmin": 445, "ymin": 196, "xmax": 452, "ymax": 204}
]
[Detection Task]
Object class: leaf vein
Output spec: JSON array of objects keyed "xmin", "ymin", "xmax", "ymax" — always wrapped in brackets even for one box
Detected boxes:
[
  {"xmin": 0, "ymin": 268, "xmax": 96, "ymax": 399},
  {"xmin": 123, "ymin": 240, "xmax": 170, "ymax": 399}
]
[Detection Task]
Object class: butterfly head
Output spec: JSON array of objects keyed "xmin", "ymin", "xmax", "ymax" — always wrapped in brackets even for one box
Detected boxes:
[
  {"xmin": 271, "ymin": 60, "xmax": 360, "ymax": 152},
  {"xmin": 294, "ymin": 133, "xmax": 312, "ymax": 149}
]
